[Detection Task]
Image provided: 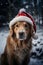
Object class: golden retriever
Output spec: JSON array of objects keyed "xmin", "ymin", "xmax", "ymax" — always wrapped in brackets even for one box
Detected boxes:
[{"xmin": 1, "ymin": 21, "xmax": 34, "ymax": 65}]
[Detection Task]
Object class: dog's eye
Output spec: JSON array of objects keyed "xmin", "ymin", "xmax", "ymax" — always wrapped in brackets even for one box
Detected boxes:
[
  {"xmin": 16, "ymin": 24, "xmax": 19, "ymax": 27},
  {"xmin": 24, "ymin": 24, "xmax": 28, "ymax": 28}
]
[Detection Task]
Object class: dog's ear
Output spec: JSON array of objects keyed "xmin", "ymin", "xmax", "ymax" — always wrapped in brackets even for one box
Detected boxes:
[
  {"xmin": 9, "ymin": 27, "xmax": 13, "ymax": 36},
  {"xmin": 9, "ymin": 26, "xmax": 16, "ymax": 38}
]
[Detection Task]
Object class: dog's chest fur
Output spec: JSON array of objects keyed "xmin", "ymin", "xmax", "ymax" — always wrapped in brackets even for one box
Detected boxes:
[
  {"xmin": 7, "ymin": 37, "xmax": 32, "ymax": 64},
  {"xmin": 13, "ymin": 43, "xmax": 30, "ymax": 64},
  {"xmin": 14, "ymin": 45, "xmax": 29, "ymax": 60}
]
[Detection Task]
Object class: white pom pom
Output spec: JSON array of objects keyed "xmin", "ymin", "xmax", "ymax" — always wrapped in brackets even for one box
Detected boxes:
[
  {"xmin": 32, "ymin": 32, "xmax": 38, "ymax": 40},
  {"xmin": 33, "ymin": 34, "xmax": 38, "ymax": 39},
  {"xmin": 19, "ymin": 8, "xmax": 26, "ymax": 13}
]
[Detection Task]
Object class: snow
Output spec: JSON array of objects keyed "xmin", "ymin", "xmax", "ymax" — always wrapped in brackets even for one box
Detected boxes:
[
  {"xmin": 0, "ymin": 27, "xmax": 9, "ymax": 54},
  {"xmin": 29, "ymin": 58, "xmax": 43, "ymax": 65},
  {"xmin": 25, "ymin": 5, "xmax": 29, "ymax": 8}
]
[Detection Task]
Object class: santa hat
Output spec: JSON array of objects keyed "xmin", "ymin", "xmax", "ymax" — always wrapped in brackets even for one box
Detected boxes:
[{"xmin": 9, "ymin": 8, "xmax": 38, "ymax": 39}]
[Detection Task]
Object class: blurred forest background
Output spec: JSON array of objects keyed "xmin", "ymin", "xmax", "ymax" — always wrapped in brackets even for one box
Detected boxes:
[{"xmin": 0, "ymin": 0, "xmax": 43, "ymax": 26}]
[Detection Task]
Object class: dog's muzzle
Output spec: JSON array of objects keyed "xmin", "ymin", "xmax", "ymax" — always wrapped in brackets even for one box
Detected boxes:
[
  {"xmin": 19, "ymin": 32, "xmax": 24, "ymax": 39},
  {"xmin": 18, "ymin": 31, "xmax": 26, "ymax": 40}
]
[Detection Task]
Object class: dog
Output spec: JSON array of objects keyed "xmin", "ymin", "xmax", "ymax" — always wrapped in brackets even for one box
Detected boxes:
[{"xmin": 1, "ymin": 21, "xmax": 35, "ymax": 65}]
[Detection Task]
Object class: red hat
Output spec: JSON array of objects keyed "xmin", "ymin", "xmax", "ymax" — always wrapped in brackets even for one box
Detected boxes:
[
  {"xmin": 9, "ymin": 8, "xmax": 36, "ymax": 32},
  {"xmin": 9, "ymin": 8, "xmax": 38, "ymax": 39}
]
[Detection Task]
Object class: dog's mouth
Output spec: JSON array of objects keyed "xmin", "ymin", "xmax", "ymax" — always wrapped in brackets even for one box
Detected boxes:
[{"xmin": 16, "ymin": 32, "xmax": 27, "ymax": 40}]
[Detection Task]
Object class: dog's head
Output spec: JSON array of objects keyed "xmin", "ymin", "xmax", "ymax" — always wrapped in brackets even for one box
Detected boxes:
[{"xmin": 9, "ymin": 21, "xmax": 34, "ymax": 41}]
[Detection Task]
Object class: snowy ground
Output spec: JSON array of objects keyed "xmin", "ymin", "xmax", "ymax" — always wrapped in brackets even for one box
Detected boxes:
[{"xmin": 0, "ymin": 25, "xmax": 43, "ymax": 65}]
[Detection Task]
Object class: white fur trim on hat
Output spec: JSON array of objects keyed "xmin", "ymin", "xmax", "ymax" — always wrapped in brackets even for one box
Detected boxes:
[{"xmin": 9, "ymin": 16, "xmax": 33, "ymax": 28}]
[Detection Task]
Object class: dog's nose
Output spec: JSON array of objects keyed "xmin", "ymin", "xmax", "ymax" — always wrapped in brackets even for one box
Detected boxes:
[
  {"xmin": 19, "ymin": 32, "xmax": 24, "ymax": 36},
  {"xmin": 18, "ymin": 32, "xmax": 26, "ymax": 40},
  {"xmin": 19, "ymin": 32, "xmax": 25, "ymax": 39}
]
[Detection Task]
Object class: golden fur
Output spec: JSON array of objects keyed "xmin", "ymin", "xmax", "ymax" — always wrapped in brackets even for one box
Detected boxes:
[{"xmin": 1, "ymin": 21, "xmax": 34, "ymax": 65}]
